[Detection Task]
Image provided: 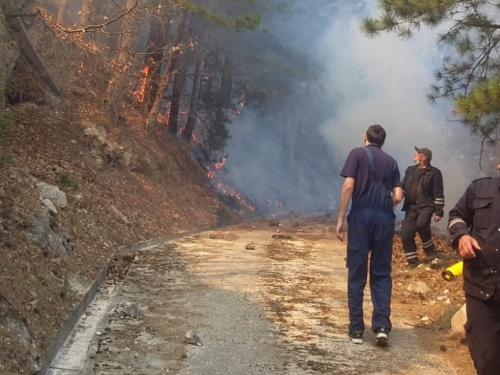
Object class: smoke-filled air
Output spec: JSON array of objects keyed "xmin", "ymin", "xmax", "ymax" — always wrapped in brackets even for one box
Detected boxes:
[
  {"xmin": 14, "ymin": 0, "xmax": 499, "ymax": 220},
  {"xmin": 216, "ymin": 0, "xmax": 498, "ymax": 222}
]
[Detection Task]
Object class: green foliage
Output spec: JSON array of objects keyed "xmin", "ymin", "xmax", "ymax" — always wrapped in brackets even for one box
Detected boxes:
[
  {"xmin": 177, "ymin": 0, "xmax": 261, "ymax": 30},
  {"xmin": 58, "ymin": 172, "xmax": 80, "ymax": 191},
  {"xmin": 455, "ymin": 76, "xmax": 500, "ymax": 136},
  {"xmin": 361, "ymin": 0, "xmax": 500, "ymax": 140}
]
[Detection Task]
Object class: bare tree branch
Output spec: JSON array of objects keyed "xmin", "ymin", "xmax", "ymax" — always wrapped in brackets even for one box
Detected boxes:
[{"xmin": 51, "ymin": 0, "xmax": 139, "ymax": 34}]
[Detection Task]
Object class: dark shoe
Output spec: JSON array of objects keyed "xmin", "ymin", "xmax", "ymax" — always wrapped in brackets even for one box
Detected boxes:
[
  {"xmin": 375, "ymin": 327, "xmax": 389, "ymax": 347},
  {"xmin": 408, "ymin": 260, "xmax": 421, "ymax": 269},
  {"xmin": 423, "ymin": 251, "xmax": 437, "ymax": 263},
  {"xmin": 348, "ymin": 330, "xmax": 364, "ymax": 344},
  {"xmin": 423, "ymin": 251, "xmax": 448, "ymax": 264}
]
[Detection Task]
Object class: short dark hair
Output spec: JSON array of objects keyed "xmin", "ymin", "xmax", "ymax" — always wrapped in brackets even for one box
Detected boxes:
[{"xmin": 366, "ymin": 124, "xmax": 386, "ymax": 146}]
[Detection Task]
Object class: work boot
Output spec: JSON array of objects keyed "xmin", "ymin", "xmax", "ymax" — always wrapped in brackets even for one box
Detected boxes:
[
  {"xmin": 348, "ymin": 330, "xmax": 363, "ymax": 344},
  {"xmin": 423, "ymin": 251, "xmax": 447, "ymax": 264},
  {"xmin": 408, "ymin": 260, "xmax": 421, "ymax": 269},
  {"xmin": 375, "ymin": 327, "xmax": 390, "ymax": 347}
]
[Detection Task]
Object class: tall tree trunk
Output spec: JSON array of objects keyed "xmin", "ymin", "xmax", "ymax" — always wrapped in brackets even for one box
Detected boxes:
[
  {"xmin": 57, "ymin": 0, "xmax": 68, "ymax": 25},
  {"xmin": 183, "ymin": 56, "xmax": 203, "ymax": 140},
  {"xmin": 145, "ymin": 0, "xmax": 172, "ymax": 111},
  {"xmin": 219, "ymin": 56, "xmax": 233, "ymax": 109},
  {"xmin": 146, "ymin": 10, "xmax": 188, "ymax": 133},
  {"xmin": 166, "ymin": 52, "xmax": 186, "ymax": 134},
  {"xmin": 80, "ymin": 0, "xmax": 91, "ymax": 26},
  {"xmin": 103, "ymin": 0, "xmax": 139, "ymax": 126}
]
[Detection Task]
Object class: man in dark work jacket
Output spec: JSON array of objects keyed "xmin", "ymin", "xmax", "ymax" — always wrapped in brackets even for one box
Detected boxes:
[
  {"xmin": 400, "ymin": 147, "xmax": 445, "ymax": 268},
  {"xmin": 448, "ymin": 167, "xmax": 500, "ymax": 375}
]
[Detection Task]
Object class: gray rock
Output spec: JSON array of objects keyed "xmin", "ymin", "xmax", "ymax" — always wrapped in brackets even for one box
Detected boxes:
[
  {"xmin": 117, "ymin": 302, "xmax": 141, "ymax": 319},
  {"xmin": 27, "ymin": 207, "xmax": 74, "ymax": 254},
  {"xmin": 124, "ymin": 303, "xmax": 140, "ymax": 318},
  {"xmin": 407, "ymin": 281, "xmax": 431, "ymax": 297},
  {"xmin": 184, "ymin": 329, "xmax": 203, "ymax": 346},
  {"xmin": 27, "ymin": 207, "xmax": 52, "ymax": 250},
  {"xmin": 41, "ymin": 199, "xmax": 57, "ymax": 215},
  {"xmin": 36, "ymin": 182, "xmax": 67, "ymax": 208}
]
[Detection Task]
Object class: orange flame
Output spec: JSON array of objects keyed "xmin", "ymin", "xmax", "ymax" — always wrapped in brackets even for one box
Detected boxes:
[
  {"xmin": 216, "ymin": 182, "xmax": 255, "ymax": 211},
  {"xmin": 133, "ymin": 66, "xmax": 149, "ymax": 103},
  {"xmin": 214, "ymin": 158, "xmax": 226, "ymax": 169}
]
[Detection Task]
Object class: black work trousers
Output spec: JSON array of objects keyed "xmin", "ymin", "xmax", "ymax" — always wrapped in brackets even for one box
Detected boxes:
[
  {"xmin": 401, "ymin": 205, "xmax": 435, "ymax": 263},
  {"xmin": 465, "ymin": 294, "xmax": 500, "ymax": 375}
]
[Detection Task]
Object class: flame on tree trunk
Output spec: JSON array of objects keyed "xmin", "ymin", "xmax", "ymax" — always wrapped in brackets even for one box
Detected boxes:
[
  {"xmin": 103, "ymin": 0, "xmax": 139, "ymax": 126},
  {"xmin": 144, "ymin": 0, "xmax": 171, "ymax": 111},
  {"xmin": 167, "ymin": 51, "xmax": 186, "ymax": 134},
  {"xmin": 146, "ymin": 10, "xmax": 188, "ymax": 133},
  {"xmin": 183, "ymin": 56, "xmax": 203, "ymax": 140}
]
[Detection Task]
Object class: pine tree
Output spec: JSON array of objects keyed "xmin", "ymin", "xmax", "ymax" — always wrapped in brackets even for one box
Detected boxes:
[{"xmin": 361, "ymin": 0, "xmax": 500, "ymax": 140}]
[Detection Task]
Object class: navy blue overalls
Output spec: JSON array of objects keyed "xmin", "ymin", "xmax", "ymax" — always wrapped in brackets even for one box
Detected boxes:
[{"xmin": 347, "ymin": 147, "xmax": 395, "ymax": 333}]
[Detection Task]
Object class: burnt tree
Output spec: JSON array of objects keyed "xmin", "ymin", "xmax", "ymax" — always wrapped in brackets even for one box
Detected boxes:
[
  {"xmin": 146, "ymin": 9, "xmax": 188, "ymax": 133},
  {"xmin": 79, "ymin": 0, "xmax": 91, "ymax": 26},
  {"xmin": 144, "ymin": 0, "xmax": 172, "ymax": 111},
  {"xmin": 57, "ymin": 0, "xmax": 68, "ymax": 25},
  {"xmin": 103, "ymin": 0, "xmax": 139, "ymax": 126},
  {"xmin": 166, "ymin": 50, "xmax": 186, "ymax": 134},
  {"xmin": 183, "ymin": 55, "xmax": 203, "ymax": 140}
]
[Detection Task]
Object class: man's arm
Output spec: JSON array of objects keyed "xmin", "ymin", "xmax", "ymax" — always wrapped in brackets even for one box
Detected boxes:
[
  {"xmin": 393, "ymin": 187, "xmax": 403, "ymax": 208},
  {"xmin": 448, "ymin": 183, "xmax": 480, "ymax": 258},
  {"xmin": 336, "ymin": 177, "xmax": 355, "ymax": 241},
  {"xmin": 433, "ymin": 168, "xmax": 445, "ymax": 220},
  {"xmin": 391, "ymin": 160, "xmax": 403, "ymax": 208},
  {"xmin": 400, "ymin": 167, "xmax": 410, "ymax": 196}
]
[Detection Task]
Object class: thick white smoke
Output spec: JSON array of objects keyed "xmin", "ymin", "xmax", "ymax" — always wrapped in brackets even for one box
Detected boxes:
[{"xmin": 222, "ymin": 0, "xmax": 492, "ymax": 221}]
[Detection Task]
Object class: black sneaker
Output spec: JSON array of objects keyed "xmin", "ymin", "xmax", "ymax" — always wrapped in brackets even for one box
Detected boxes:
[
  {"xmin": 375, "ymin": 327, "xmax": 389, "ymax": 347},
  {"xmin": 348, "ymin": 330, "xmax": 364, "ymax": 344}
]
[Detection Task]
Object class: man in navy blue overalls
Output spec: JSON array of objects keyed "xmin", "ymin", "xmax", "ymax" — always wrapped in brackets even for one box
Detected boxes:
[{"xmin": 336, "ymin": 124, "xmax": 402, "ymax": 346}]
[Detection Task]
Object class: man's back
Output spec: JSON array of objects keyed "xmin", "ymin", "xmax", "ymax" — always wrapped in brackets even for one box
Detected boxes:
[{"xmin": 340, "ymin": 144, "xmax": 400, "ymax": 206}]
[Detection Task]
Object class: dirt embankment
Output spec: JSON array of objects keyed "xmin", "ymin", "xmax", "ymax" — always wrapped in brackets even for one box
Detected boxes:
[{"xmin": 0, "ymin": 18, "xmax": 244, "ymax": 375}]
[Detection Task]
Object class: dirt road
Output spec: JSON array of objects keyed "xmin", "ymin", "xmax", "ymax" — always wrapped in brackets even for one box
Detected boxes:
[{"xmin": 48, "ymin": 216, "xmax": 472, "ymax": 375}]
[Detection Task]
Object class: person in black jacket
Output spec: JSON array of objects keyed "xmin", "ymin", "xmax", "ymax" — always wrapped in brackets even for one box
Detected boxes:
[
  {"xmin": 400, "ymin": 147, "xmax": 445, "ymax": 268},
  {"xmin": 448, "ymin": 171, "xmax": 500, "ymax": 375}
]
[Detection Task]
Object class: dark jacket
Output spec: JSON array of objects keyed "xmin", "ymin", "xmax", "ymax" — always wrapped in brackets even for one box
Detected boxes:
[
  {"xmin": 401, "ymin": 164, "xmax": 445, "ymax": 217},
  {"xmin": 448, "ymin": 177, "xmax": 500, "ymax": 301}
]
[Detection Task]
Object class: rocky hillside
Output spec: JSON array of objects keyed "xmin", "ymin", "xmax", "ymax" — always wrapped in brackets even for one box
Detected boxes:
[{"xmin": 0, "ymin": 5, "xmax": 247, "ymax": 374}]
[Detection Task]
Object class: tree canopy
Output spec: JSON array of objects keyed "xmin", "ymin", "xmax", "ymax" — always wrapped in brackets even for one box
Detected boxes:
[{"xmin": 361, "ymin": 0, "xmax": 500, "ymax": 141}]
